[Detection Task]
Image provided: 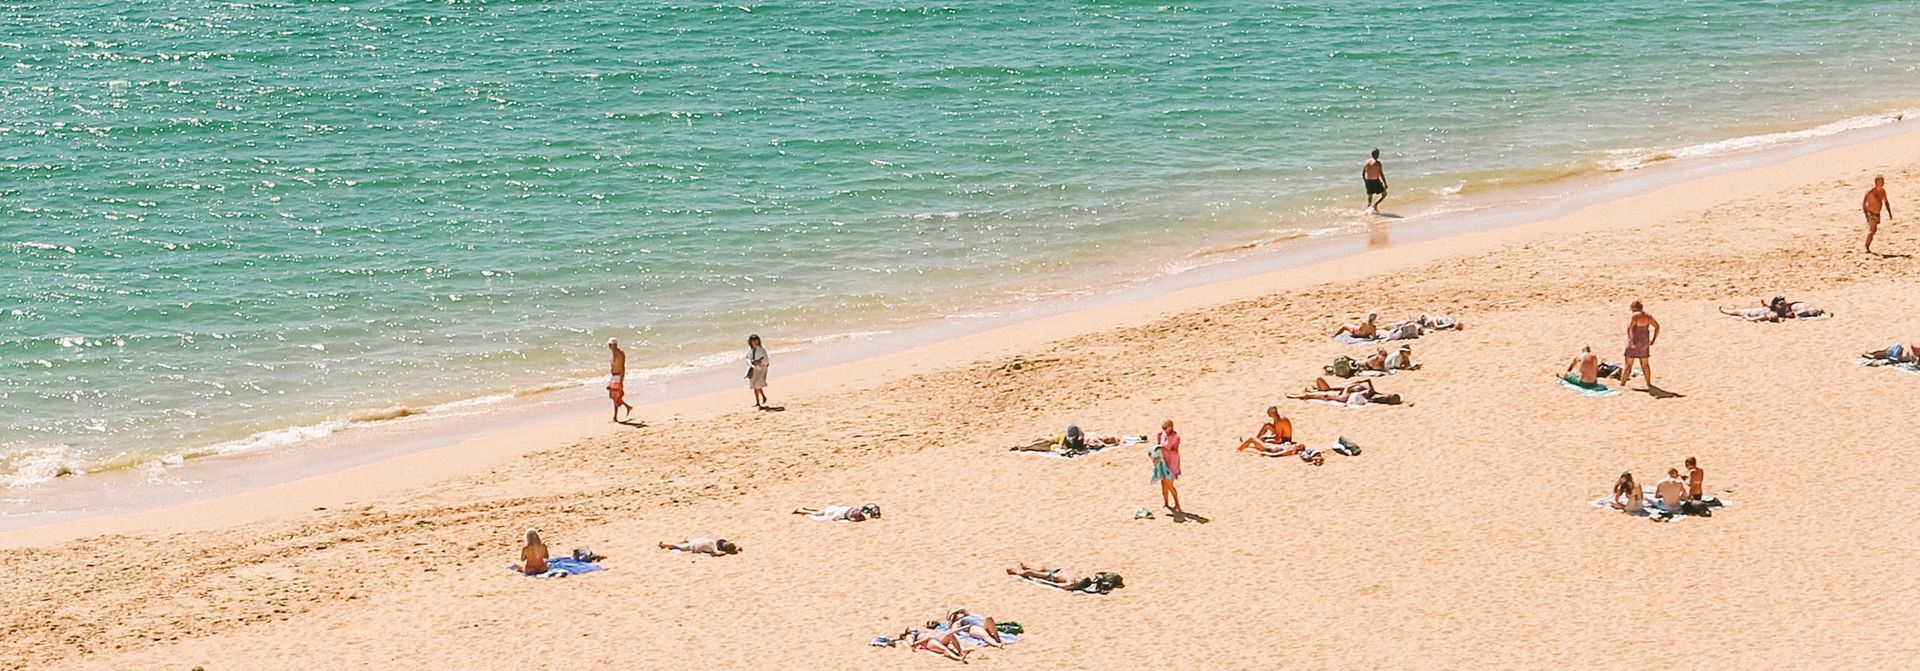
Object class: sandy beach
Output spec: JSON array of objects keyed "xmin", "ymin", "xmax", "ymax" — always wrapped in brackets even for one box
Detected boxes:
[{"xmin": 7, "ymin": 123, "xmax": 1920, "ymax": 669}]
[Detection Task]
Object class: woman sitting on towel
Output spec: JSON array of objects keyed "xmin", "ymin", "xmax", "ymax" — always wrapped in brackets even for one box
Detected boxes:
[
  {"xmin": 1007, "ymin": 562, "xmax": 1125, "ymax": 593},
  {"xmin": 792, "ymin": 503, "xmax": 880, "ymax": 521},
  {"xmin": 1236, "ymin": 406, "xmax": 1298, "ymax": 455},
  {"xmin": 658, "ymin": 537, "xmax": 741, "ymax": 556},
  {"xmin": 1333, "ymin": 313, "xmax": 1379, "ymax": 338},
  {"xmin": 513, "ymin": 528, "xmax": 549, "ymax": 575},
  {"xmin": 1609, "ymin": 473, "xmax": 1644, "ymax": 512},
  {"xmin": 1863, "ymin": 342, "xmax": 1918, "ymax": 364}
]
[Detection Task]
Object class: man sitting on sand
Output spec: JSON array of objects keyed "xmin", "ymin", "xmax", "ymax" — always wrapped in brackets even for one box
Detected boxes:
[
  {"xmin": 659, "ymin": 538, "xmax": 740, "ymax": 556},
  {"xmin": 1334, "ymin": 313, "xmax": 1379, "ymax": 339},
  {"xmin": 1564, "ymin": 346, "xmax": 1605, "ymax": 389},
  {"xmin": 1862, "ymin": 342, "xmax": 1918, "ymax": 365},
  {"xmin": 1006, "ymin": 562, "xmax": 1124, "ymax": 594},
  {"xmin": 793, "ymin": 503, "xmax": 880, "ymax": 522},
  {"xmin": 1236, "ymin": 406, "xmax": 1297, "ymax": 455},
  {"xmin": 1654, "ymin": 469, "xmax": 1690, "ymax": 514}
]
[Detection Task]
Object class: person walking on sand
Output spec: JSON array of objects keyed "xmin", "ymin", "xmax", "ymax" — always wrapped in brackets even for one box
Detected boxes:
[
  {"xmin": 1864, "ymin": 175, "xmax": 1894, "ymax": 253},
  {"xmin": 1362, "ymin": 148, "xmax": 1389, "ymax": 213},
  {"xmin": 606, "ymin": 338, "xmax": 635, "ymax": 422},
  {"xmin": 1620, "ymin": 301, "xmax": 1661, "ymax": 390},
  {"xmin": 746, "ymin": 334, "xmax": 771, "ymax": 408},
  {"xmin": 1150, "ymin": 420, "xmax": 1182, "ymax": 512}
]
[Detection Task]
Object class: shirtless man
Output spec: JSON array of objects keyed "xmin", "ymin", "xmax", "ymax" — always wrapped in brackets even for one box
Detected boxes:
[
  {"xmin": 1334, "ymin": 312, "xmax": 1379, "ymax": 339},
  {"xmin": 1654, "ymin": 468, "xmax": 1690, "ymax": 514},
  {"xmin": 1564, "ymin": 345, "xmax": 1602, "ymax": 388},
  {"xmin": 607, "ymin": 338, "xmax": 634, "ymax": 422},
  {"xmin": 1236, "ymin": 406, "xmax": 1296, "ymax": 455},
  {"xmin": 1362, "ymin": 149, "xmax": 1388, "ymax": 213},
  {"xmin": 1863, "ymin": 176, "xmax": 1893, "ymax": 254}
]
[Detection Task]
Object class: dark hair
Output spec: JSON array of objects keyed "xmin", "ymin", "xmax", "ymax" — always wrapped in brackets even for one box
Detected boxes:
[
  {"xmin": 747, "ymin": 334, "xmax": 761, "ymax": 345},
  {"xmin": 1614, "ymin": 472, "xmax": 1635, "ymax": 496},
  {"xmin": 1685, "ymin": 457, "xmax": 1697, "ymax": 467},
  {"xmin": 1630, "ymin": 300, "xmax": 1644, "ymax": 311},
  {"xmin": 716, "ymin": 539, "xmax": 738, "ymax": 554},
  {"xmin": 1370, "ymin": 148, "xmax": 1380, "ymax": 158}
]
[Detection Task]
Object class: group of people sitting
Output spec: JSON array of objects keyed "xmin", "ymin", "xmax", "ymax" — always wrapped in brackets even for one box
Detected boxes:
[
  {"xmin": 874, "ymin": 609, "xmax": 1019, "ymax": 662},
  {"xmin": 1719, "ymin": 296, "xmax": 1827, "ymax": 321},
  {"xmin": 1333, "ymin": 312, "xmax": 1462, "ymax": 341},
  {"xmin": 1609, "ymin": 457, "xmax": 1713, "ymax": 519}
]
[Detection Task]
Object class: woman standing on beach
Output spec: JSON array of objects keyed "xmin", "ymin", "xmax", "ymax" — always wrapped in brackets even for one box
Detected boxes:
[
  {"xmin": 1620, "ymin": 301, "xmax": 1660, "ymax": 390},
  {"xmin": 1151, "ymin": 420, "xmax": 1182, "ymax": 512},
  {"xmin": 746, "ymin": 334, "xmax": 771, "ymax": 408}
]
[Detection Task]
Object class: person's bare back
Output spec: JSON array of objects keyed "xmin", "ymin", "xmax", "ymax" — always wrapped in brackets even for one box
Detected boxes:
[{"xmin": 1567, "ymin": 347, "xmax": 1600, "ymax": 385}]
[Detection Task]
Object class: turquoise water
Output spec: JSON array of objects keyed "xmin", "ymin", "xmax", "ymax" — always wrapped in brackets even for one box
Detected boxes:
[{"xmin": 4, "ymin": 0, "xmax": 1918, "ymax": 484}]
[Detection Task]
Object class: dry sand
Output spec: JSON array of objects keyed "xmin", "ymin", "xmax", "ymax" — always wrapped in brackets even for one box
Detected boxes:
[{"xmin": 6, "ymin": 126, "xmax": 1920, "ymax": 670}]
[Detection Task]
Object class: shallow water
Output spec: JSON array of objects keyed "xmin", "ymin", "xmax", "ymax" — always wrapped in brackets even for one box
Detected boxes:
[{"xmin": 3, "ymin": 0, "xmax": 1918, "ymax": 485}]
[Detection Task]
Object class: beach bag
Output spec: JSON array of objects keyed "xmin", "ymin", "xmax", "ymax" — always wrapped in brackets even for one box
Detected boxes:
[
  {"xmin": 1384, "ymin": 349, "xmax": 1411, "ymax": 370},
  {"xmin": 1328, "ymin": 356, "xmax": 1357, "ymax": 378},
  {"xmin": 1387, "ymin": 322, "xmax": 1421, "ymax": 340},
  {"xmin": 1333, "ymin": 437, "xmax": 1362, "ymax": 456},
  {"xmin": 1371, "ymin": 393, "xmax": 1403, "ymax": 405},
  {"xmin": 996, "ymin": 622, "xmax": 1024, "ymax": 635}
]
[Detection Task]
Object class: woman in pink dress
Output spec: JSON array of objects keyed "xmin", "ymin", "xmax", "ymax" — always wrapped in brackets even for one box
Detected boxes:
[
  {"xmin": 1620, "ymin": 300, "xmax": 1661, "ymax": 389},
  {"xmin": 1150, "ymin": 419, "xmax": 1182, "ymax": 512}
]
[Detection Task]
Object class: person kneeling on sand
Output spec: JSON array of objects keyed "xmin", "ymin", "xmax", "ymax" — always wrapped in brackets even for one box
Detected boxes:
[
  {"xmin": 1236, "ymin": 406, "xmax": 1297, "ymax": 455},
  {"xmin": 1334, "ymin": 313, "xmax": 1379, "ymax": 338},
  {"xmin": 513, "ymin": 528, "xmax": 549, "ymax": 575},
  {"xmin": 1609, "ymin": 473, "xmax": 1644, "ymax": 513},
  {"xmin": 1863, "ymin": 342, "xmax": 1918, "ymax": 365},
  {"xmin": 793, "ymin": 503, "xmax": 880, "ymax": 522},
  {"xmin": 1007, "ymin": 562, "xmax": 1125, "ymax": 594},
  {"xmin": 659, "ymin": 537, "xmax": 740, "ymax": 556}
]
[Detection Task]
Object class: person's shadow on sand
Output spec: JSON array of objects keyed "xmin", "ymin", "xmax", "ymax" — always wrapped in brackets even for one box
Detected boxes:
[
  {"xmin": 1640, "ymin": 385, "xmax": 1686, "ymax": 400},
  {"xmin": 617, "ymin": 419, "xmax": 649, "ymax": 428},
  {"xmin": 757, "ymin": 405, "xmax": 787, "ymax": 412},
  {"xmin": 1169, "ymin": 509, "xmax": 1212, "ymax": 524}
]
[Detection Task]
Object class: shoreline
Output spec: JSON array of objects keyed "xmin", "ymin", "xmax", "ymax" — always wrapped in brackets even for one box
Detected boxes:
[
  {"xmin": 6, "ymin": 107, "xmax": 1918, "ymax": 534},
  {"xmin": 6, "ymin": 86, "xmax": 1920, "ymax": 669}
]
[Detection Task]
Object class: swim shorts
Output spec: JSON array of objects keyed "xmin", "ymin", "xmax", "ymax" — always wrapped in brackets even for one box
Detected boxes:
[{"xmin": 1364, "ymin": 178, "xmax": 1386, "ymax": 195}]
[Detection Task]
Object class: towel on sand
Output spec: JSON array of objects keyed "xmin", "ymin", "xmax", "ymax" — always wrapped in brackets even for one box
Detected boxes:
[
  {"xmin": 1857, "ymin": 358, "xmax": 1920, "ymax": 374},
  {"xmin": 1589, "ymin": 490, "xmax": 1729, "ymax": 521},
  {"xmin": 1016, "ymin": 575, "xmax": 1105, "ymax": 595},
  {"xmin": 1333, "ymin": 333, "xmax": 1384, "ymax": 345},
  {"xmin": 1558, "ymin": 376, "xmax": 1620, "ymax": 397},
  {"xmin": 514, "ymin": 557, "xmax": 604, "ymax": 579}
]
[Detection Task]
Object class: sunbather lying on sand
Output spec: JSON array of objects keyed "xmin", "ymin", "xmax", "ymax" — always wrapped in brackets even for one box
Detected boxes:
[
  {"xmin": 1236, "ymin": 406, "xmax": 1298, "ymax": 455},
  {"xmin": 1720, "ymin": 296, "xmax": 1827, "ymax": 321},
  {"xmin": 933, "ymin": 609, "xmax": 1006, "ymax": 648},
  {"xmin": 879, "ymin": 629, "xmax": 971, "ymax": 662},
  {"xmin": 659, "ymin": 538, "xmax": 740, "ymax": 556},
  {"xmin": 1863, "ymin": 342, "xmax": 1918, "ymax": 364},
  {"xmin": 1333, "ymin": 313, "xmax": 1379, "ymax": 338},
  {"xmin": 1290, "ymin": 378, "xmax": 1402, "ymax": 405},
  {"xmin": 1008, "ymin": 425, "xmax": 1134, "ymax": 454},
  {"xmin": 793, "ymin": 503, "xmax": 880, "ymax": 521},
  {"xmin": 1006, "ymin": 562, "xmax": 1125, "ymax": 593}
]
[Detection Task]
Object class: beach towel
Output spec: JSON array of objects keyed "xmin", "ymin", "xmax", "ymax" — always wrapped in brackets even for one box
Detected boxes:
[
  {"xmin": 1558, "ymin": 375, "xmax": 1620, "ymax": 397},
  {"xmin": 513, "ymin": 557, "xmax": 604, "ymax": 579},
  {"xmin": 1588, "ymin": 489, "xmax": 1729, "ymax": 521},
  {"xmin": 1857, "ymin": 358, "xmax": 1920, "ymax": 375},
  {"xmin": 1010, "ymin": 433, "xmax": 1147, "ymax": 459},
  {"xmin": 1333, "ymin": 333, "xmax": 1384, "ymax": 345}
]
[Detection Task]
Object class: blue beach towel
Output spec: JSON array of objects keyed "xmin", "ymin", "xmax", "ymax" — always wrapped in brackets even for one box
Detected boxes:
[
  {"xmin": 1557, "ymin": 376, "xmax": 1620, "ymax": 397},
  {"xmin": 513, "ymin": 557, "xmax": 604, "ymax": 579}
]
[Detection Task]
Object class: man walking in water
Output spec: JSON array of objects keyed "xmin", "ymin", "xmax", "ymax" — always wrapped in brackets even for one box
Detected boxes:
[
  {"xmin": 1863, "ymin": 175, "xmax": 1893, "ymax": 254},
  {"xmin": 607, "ymin": 338, "xmax": 634, "ymax": 422},
  {"xmin": 1362, "ymin": 148, "xmax": 1388, "ymax": 213}
]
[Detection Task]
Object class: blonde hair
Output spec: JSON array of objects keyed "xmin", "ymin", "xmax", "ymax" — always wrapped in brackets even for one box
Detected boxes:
[{"xmin": 524, "ymin": 528, "xmax": 543, "ymax": 547}]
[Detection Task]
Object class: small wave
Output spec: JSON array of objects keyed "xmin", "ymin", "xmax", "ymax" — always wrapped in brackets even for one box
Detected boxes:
[
  {"xmin": 348, "ymin": 406, "xmax": 420, "ymax": 423},
  {"xmin": 1189, "ymin": 229, "xmax": 1312, "ymax": 258},
  {"xmin": 0, "ymin": 444, "xmax": 84, "ymax": 487},
  {"xmin": 1606, "ymin": 109, "xmax": 1914, "ymax": 171}
]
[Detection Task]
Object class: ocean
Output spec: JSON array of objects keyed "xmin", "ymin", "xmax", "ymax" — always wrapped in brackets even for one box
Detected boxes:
[{"xmin": 4, "ymin": 0, "xmax": 1918, "ymax": 487}]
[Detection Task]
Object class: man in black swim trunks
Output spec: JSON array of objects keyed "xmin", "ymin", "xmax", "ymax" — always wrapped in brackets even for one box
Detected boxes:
[{"xmin": 1362, "ymin": 148, "xmax": 1388, "ymax": 213}]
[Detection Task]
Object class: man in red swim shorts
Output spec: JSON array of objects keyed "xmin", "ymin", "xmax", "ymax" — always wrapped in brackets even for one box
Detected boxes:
[{"xmin": 607, "ymin": 337, "xmax": 633, "ymax": 422}]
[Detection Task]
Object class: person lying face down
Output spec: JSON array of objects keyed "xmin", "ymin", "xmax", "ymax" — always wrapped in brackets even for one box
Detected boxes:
[
  {"xmin": 792, "ymin": 503, "xmax": 881, "ymax": 521},
  {"xmin": 659, "ymin": 537, "xmax": 740, "ymax": 556},
  {"xmin": 1006, "ymin": 562, "xmax": 1126, "ymax": 593}
]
